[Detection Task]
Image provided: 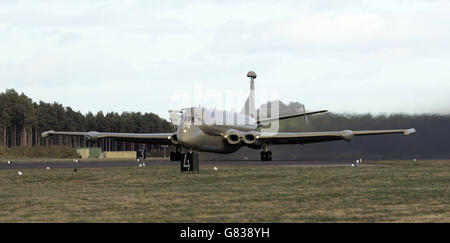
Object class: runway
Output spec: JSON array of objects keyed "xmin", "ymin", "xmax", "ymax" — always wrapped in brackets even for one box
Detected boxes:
[{"xmin": 0, "ymin": 159, "xmax": 368, "ymax": 170}]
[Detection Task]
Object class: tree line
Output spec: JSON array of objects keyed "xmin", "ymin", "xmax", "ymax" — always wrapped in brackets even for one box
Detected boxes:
[{"xmin": 0, "ymin": 89, "xmax": 176, "ymax": 152}]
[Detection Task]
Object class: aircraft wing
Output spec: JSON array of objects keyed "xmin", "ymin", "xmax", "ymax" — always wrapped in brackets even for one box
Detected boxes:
[
  {"xmin": 41, "ymin": 130, "xmax": 175, "ymax": 145},
  {"xmin": 257, "ymin": 128, "xmax": 416, "ymax": 145}
]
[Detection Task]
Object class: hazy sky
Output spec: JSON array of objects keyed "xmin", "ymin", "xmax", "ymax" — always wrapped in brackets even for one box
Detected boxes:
[{"xmin": 1, "ymin": 0, "xmax": 449, "ymax": 119}]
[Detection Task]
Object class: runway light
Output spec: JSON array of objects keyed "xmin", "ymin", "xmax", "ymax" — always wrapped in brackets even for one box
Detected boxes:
[
  {"xmin": 18, "ymin": 171, "xmax": 22, "ymax": 176},
  {"xmin": 213, "ymin": 167, "xmax": 218, "ymax": 171},
  {"xmin": 413, "ymin": 159, "xmax": 417, "ymax": 162},
  {"xmin": 139, "ymin": 164, "xmax": 143, "ymax": 167},
  {"xmin": 7, "ymin": 161, "xmax": 11, "ymax": 165},
  {"xmin": 46, "ymin": 166, "xmax": 50, "ymax": 170}
]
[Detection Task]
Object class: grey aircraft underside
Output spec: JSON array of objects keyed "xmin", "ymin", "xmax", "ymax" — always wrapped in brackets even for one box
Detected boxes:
[{"xmin": 41, "ymin": 71, "xmax": 416, "ymax": 161}]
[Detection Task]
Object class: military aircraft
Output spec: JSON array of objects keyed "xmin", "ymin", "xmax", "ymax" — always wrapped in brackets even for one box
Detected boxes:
[{"xmin": 41, "ymin": 71, "xmax": 416, "ymax": 161}]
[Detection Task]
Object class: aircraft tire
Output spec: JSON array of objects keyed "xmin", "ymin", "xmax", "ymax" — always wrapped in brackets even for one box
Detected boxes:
[{"xmin": 261, "ymin": 151, "xmax": 267, "ymax": 161}]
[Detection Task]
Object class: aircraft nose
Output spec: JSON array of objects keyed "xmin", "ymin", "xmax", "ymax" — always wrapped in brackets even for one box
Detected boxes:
[{"xmin": 178, "ymin": 127, "xmax": 189, "ymax": 142}]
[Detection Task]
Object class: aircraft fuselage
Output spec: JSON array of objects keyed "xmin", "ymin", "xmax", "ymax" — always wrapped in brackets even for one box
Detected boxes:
[{"xmin": 177, "ymin": 108, "xmax": 258, "ymax": 153}]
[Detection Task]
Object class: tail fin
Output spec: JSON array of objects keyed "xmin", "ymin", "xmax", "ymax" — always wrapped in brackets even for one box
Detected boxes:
[{"xmin": 240, "ymin": 71, "xmax": 257, "ymax": 118}]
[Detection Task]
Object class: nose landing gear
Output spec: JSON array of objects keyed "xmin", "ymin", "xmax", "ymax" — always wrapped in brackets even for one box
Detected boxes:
[
  {"xmin": 170, "ymin": 151, "xmax": 181, "ymax": 161},
  {"xmin": 170, "ymin": 146, "xmax": 182, "ymax": 161}
]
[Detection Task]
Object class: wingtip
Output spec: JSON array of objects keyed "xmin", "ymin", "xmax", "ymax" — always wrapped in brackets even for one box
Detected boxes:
[
  {"xmin": 404, "ymin": 128, "xmax": 416, "ymax": 135},
  {"xmin": 40, "ymin": 130, "xmax": 55, "ymax": 138}
]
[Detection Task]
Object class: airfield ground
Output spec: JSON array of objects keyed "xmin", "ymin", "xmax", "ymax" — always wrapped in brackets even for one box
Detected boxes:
[{"xmin": 0, "ymin": 159, "xmax": 448, "ymax": 222}]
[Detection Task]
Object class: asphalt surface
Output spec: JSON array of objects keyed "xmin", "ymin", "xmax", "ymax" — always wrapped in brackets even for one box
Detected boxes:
[{"xmin": 0, "ymin": 159, "xmax": 368, "ymax": 170}]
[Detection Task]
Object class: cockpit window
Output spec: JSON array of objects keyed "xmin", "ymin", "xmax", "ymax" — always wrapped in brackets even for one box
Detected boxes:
[{"xmin": 186, "ymin": 116, "xmax": 201, "ymax": 123}]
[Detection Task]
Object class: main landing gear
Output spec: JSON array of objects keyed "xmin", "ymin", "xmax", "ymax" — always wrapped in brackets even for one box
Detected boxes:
[
  {"xmin": 261, "ymin": 151, "xmax": 272, "ymax": 161},
  {"xmin": 261, "ymin": 143, "xmax": 272, "ymax": 161}
]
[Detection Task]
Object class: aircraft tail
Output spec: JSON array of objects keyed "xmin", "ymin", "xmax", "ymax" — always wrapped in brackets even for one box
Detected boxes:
[{"xmin": 240, "ymin": 71, "xmax": 257, "ymax": 119}]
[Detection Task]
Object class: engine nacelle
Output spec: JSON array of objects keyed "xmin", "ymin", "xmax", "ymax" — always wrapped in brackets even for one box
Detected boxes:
[
  {"xmin": 243, "ymin": 132, "xmax": 259, "ymax": 144},
  {"xmin": 224, "ymin": 129, "xmax": 243, "ymax": 145},
  {"xmin": 169, "ymin": 134, "xmax": 179, "ymax": 144}
]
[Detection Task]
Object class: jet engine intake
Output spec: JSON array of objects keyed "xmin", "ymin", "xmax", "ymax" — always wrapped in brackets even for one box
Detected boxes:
[
  {"xmin": 227, "ymin": 134, "xmax": 241, "ymax": 144},
  {"xmin": 225, "ymin": 130, "xmax": 243, "ymax": 145},
  {"xmin": 169, "ymin": 134, "xmax": 179, "ymax": 144},
  {"xmin": 243, "ymin": 132, "xmax": 259, "ymax": 144}
]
